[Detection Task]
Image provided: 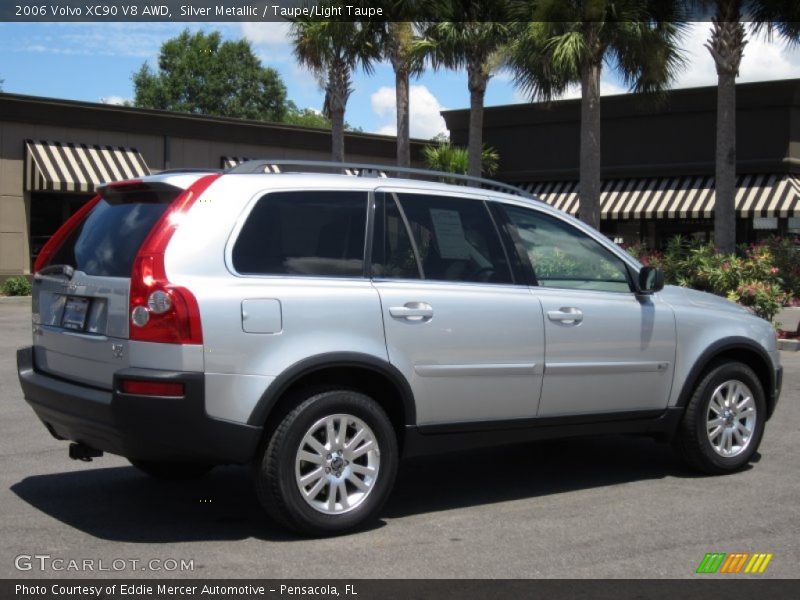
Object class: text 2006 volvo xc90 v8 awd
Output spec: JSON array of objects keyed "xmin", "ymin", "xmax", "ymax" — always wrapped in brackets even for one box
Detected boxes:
[{"xmin": 18, "ymin": 161, "xmax": 782, "ymax": 535}]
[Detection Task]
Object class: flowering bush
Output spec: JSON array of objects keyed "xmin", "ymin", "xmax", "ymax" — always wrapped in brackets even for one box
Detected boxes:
[
  {"xmin": 759, "ymin": 236, "xmax": 800, "ymax": 298},
  {"xmin": 625, "ymin": 236, "xmax": 790, "ymax": 322},
  {"xmin": 727, "ymin": 281, "xmax": 787, "ymax": 323}
]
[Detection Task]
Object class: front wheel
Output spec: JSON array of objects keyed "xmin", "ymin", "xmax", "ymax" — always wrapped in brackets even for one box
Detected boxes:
[
  {"xmin": 674, "ymin": 361, "xmax": 766, "ymax": 474},
  {"xmin": 255, "ymin": 389, "xmax": 398, "ymax": 536}
]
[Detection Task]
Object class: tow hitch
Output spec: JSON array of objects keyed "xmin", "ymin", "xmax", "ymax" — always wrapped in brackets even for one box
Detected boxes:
[{"xmin": 68, "ymin": 442, "xmax": 103, "ymax": 461}]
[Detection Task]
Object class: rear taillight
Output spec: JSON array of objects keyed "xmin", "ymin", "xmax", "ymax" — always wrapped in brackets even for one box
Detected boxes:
[
  {"xmin": 120, "ymin": 379, "xmax": 185, "ymax": 397},
  {"xmin": 128, "ymin": 174, "xmax": 220, "ymax": 345},
  {"xmin": 33, "ymin": 195, "xmax": 102, "ymax": 274}
]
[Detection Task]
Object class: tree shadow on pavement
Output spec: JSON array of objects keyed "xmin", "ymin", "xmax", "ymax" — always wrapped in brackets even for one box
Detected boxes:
[{"xmin": 11, "ymin": 435, "xmax": 747, "ymax": 542}]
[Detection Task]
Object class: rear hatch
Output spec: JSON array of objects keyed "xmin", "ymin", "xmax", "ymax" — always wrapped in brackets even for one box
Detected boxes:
[{"xmin": 32, "ymin": 181, "xmax": 184, "ymax": 389}]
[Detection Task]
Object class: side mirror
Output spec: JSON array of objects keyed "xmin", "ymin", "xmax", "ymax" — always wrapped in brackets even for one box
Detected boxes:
[{"xmin": 637, "ymin": 266, "xmax": 664, "ymax": 295}]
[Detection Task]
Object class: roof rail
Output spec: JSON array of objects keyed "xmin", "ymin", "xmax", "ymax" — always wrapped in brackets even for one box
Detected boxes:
[
  {"xmin": 155, "ymin": 168, "xmax": 224, "ymax": 175},
  {"xmin": 226, "ymin": 159, "xmax": 536, "ymax": 200}
]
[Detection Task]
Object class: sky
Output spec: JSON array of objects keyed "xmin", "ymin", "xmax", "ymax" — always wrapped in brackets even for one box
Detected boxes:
[{"xmin": 1, "ymin": 21, "xmax": 800, "ymax": 140}]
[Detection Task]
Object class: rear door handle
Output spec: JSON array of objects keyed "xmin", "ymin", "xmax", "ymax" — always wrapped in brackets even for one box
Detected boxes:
[
  {"xmin": 547, "ymin": 307, "xmax": 583, "ymax": 325},
  {"xmin": 389, "ymin": 302, "xmax": 433, "ymax": 321}
]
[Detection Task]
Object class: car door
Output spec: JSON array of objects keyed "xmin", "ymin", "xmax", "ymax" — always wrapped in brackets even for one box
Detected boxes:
[
  {"xmin": 495, "ymin": 203, "xmax": 677, "ymax": 417},
  {"xmin": 371, "ymin": 189, "xmax": 545, "ymax": 426}
]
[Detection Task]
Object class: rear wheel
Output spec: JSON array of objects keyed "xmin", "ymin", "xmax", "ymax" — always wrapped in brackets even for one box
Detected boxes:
[
  {"xmin": 255, "ymin": 389, "xmax": 398, "ymax": 536},
  {"xmin": 675, "ymin": 361, "xmax": 766, "ymax": 474},
  {"xmin": 129, "ymin": 459, "xmax": 214, "ymax": 480}
]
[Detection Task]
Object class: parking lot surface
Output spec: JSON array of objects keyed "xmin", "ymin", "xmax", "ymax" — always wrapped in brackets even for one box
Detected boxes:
[{"xmin": 1, "ymin": 297, "xmax": 798, "ymax": 578}]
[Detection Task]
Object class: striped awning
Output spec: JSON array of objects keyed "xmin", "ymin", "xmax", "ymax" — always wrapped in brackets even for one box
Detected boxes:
[
  {"xmin": 344, "ymin": 168, "xmax": 388, "ymax": 177},
  {"xmin": 222, "ymin": 156, "xmax": 282, "ymax": 172},
  {"xmin": 24, "ymin": 139, "xmax": 149, "ymax": 193},
  {"xmin": 521, "ymin": 173, "xmax": 800, "ymax": 219}
]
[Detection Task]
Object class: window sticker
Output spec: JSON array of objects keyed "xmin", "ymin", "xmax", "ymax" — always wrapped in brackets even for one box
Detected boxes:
[{"xmin": 429, "ymin": 208, "xmax": 470, "ymax": 259}]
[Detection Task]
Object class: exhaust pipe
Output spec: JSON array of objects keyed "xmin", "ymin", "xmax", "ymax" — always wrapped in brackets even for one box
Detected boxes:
[{"xmin": 69, "ymin": 442, "xmax": 103, "ymax": 462}]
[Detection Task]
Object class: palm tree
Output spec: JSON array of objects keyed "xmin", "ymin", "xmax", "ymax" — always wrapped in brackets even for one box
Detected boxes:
[
  {"xmin": 506, "ymin": 1, "xmax": 685, "ymax": 230},
  {"xmin": 703, "ymin": 2, "xmax": 800, "ymax": 252},
  {"xmin": 291, "ymin": 16, "xmax": 379, "ymax": 162},
  {"xmin": 419, "ymin": 3, "xmax": 515, "ymax": 177},
  {"xmin": 377, "ymin": 22, "xmax": 425, "ymax": 168},
  {"xmin": 422, "ymin": 140, "xmax": 500, "ymax": 177}
]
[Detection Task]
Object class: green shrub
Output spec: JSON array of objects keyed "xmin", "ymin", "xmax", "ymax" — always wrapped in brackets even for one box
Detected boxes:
[
  {"xmin": 759, "ymin": 236, "xmax": 800, "ymax": 298},
  {"xmin": 627, "ymin": 236, "xmax": 789, "ymax": 322},
  {"xmin": 422, "ymin": 141, "xmax": 499, "ymax": 177},
  {"xmin": 2, "ymin": 276, "xmax": 32, "ymax": 296}
]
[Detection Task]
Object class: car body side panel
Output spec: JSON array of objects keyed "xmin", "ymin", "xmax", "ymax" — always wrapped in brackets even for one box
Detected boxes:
[
  {"xmin": 143, "ymin": 174, "xmax": 780, "ymax": 427},
  {"xmin": 205, "ymin": 372, "xmax": 276, "ymax": 424},
  {"xmin": 660, "ymin": 287, "xmax": 780, "ymax": 408},
  {"xmin": 163, "ymin": 179, "xmax": 388, "ymax": 424}
]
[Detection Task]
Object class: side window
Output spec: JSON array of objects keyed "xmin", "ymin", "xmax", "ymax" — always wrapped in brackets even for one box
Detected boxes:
[
  {"xmin": 232, "ymin": 191, "xmax": 367, "ymax": 277},
  {"xmin": 371, "ymin": 193, "xmax": 422, "ymax": 279},
  {"xmin": 374, "ymin": 192, "xmax": 513, "ymax": 284},
  {"xmin": 502, "ymin": 205, "xmax": 631, "ymax": 293}
]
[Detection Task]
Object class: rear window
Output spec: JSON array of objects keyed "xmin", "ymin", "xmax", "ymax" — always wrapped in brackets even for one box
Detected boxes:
[
  {"xmin": 232, "ymin": 191, "xmax": 368, "ymax": 277},
  {"xmin": 49, "ymin": 183, "xmax": 181, "ymax": 277}
]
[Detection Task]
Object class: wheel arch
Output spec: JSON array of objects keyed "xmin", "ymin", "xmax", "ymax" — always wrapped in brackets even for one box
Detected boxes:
[
  {"xmin": 247, "ymin": 352, "xmax": 416, "ymax": 443},
  {"xmin": 676, "ymin": 337, "xmax": 777, "ymax": 419}
]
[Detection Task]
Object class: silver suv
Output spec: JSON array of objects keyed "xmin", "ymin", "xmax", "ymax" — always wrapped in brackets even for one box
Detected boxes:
[{"xmin": 17, "ymin": 161, "xmax": 782, "ymax": 535}]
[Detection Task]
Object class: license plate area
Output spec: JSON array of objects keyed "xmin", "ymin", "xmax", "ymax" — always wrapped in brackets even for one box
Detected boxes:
[{"xmin": 61, "ymin": 296, "xmax": 90, "ymax": 331}]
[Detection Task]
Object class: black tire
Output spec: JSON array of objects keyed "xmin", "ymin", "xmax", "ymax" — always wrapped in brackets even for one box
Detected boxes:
[
  {"xmin": 255, "ymin": 389, "xmax": 398, "ymax": 536},
  {"xmin": 674, "ymin": 361, "xmax": 766, "ymax": 474},
  {"xmin": 129, "ymin": 459, "xmax": 214, "ymax": 480}
]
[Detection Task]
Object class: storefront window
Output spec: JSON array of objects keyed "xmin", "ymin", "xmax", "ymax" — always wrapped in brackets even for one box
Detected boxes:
[{"xmin": 29, "ymin": 192, "xmax": 93, "ymax": 264}]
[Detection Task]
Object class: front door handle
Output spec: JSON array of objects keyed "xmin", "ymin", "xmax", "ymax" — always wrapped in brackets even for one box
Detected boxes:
[
  {"xmin": 547, "ymin": 307, "xmax": 583, "ymax": 325},
  {"xmin": 389, "ymin": 302, "xmax": 433, "ymax": 321}
]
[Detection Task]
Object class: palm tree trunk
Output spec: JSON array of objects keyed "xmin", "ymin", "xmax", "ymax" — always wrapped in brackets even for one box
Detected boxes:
[
  {"xmin": 714, "ymin": 70, "xmax": 737, "ymax": 253},
  {"xmin": 467, "ymin": 66, "xmax": 488, "ymax": 178},
  {"xmin": 707, "ymin": 9, "xmax": 744, "ymax": 253},
  {"xmin": 579, "ymin": 61, "xmax": 602, "ymax": 230},
  {"xmin": 396, "ymin": 66, "xmax": 411, "ymax": 168},
  {"xmin": 326, "ymin": 65, "xmax": 348, "ymax": 163},
  {"xmin": 330, "ymin": 105, "xmax": 345, "ymax": 163}
]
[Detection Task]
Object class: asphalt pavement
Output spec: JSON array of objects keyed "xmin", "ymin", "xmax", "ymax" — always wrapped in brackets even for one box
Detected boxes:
[{"xmin": 1, "ymin": 297, "xmax": 798, "ymax": 579}]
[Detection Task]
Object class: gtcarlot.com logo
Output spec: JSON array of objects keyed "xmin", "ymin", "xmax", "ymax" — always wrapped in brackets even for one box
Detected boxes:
[
  {"xmin": 14, "ymin": 554, "xmax": 194, "ymax": 572},
  {"xmin": 696, "ymin": 552, "xmax": 774, "ymax": 574}
]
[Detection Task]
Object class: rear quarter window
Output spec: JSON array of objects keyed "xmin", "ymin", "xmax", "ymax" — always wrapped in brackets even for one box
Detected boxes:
[{"xmin": 232, "ymin": 191, "xmax": 368, "ymax": 277}]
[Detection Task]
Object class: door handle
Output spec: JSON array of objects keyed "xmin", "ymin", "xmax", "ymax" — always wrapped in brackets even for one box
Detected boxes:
[
  {"xmin": 389, "ymin": 302, "xmax": 433, "ymax": 321},
  {"xmin": 547, "ymin": 307, "xmax": 583, "ymax": 325}
]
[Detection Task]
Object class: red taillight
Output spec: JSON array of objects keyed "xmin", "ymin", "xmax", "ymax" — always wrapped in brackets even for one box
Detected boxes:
[
  {"xmin": 33, "ymin": 195, "xmax": 102, "ymax": 274},
  {"xmin": 128, "ymin": 174, "xmax": 220, "ymax": 345},
  {"xmin": 120, "ymin": 379, "xmax": 185, "ymax": 397}
]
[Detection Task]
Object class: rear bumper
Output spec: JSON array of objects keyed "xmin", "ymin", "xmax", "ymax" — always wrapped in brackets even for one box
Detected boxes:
[{"xmin": 17, "ymin": 346, "xmax": 262, "ymax": 464}]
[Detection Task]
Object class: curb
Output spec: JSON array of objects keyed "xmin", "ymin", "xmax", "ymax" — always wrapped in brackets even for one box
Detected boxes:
[{"xmin": 0, "ymin": 296, "xmax": 31, "ymax": 304}]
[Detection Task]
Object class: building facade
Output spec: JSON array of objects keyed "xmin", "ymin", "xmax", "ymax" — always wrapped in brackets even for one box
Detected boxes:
[
  {"xmin": 0, "ymin": 93, "xmax": 425, "ymax": 278},
  {"xmin": 442, "ymin": 78, "xmax": 800, "ymax": 248}
]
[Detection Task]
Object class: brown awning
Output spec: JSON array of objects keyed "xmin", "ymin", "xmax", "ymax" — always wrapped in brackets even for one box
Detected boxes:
[
  {"xmin": 25, "ymin": 139, "xmax": 149, "ymax": 193},
  {"xmin": 521, "ymin": 173, "xmax": 800, "ymax": 219}
]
